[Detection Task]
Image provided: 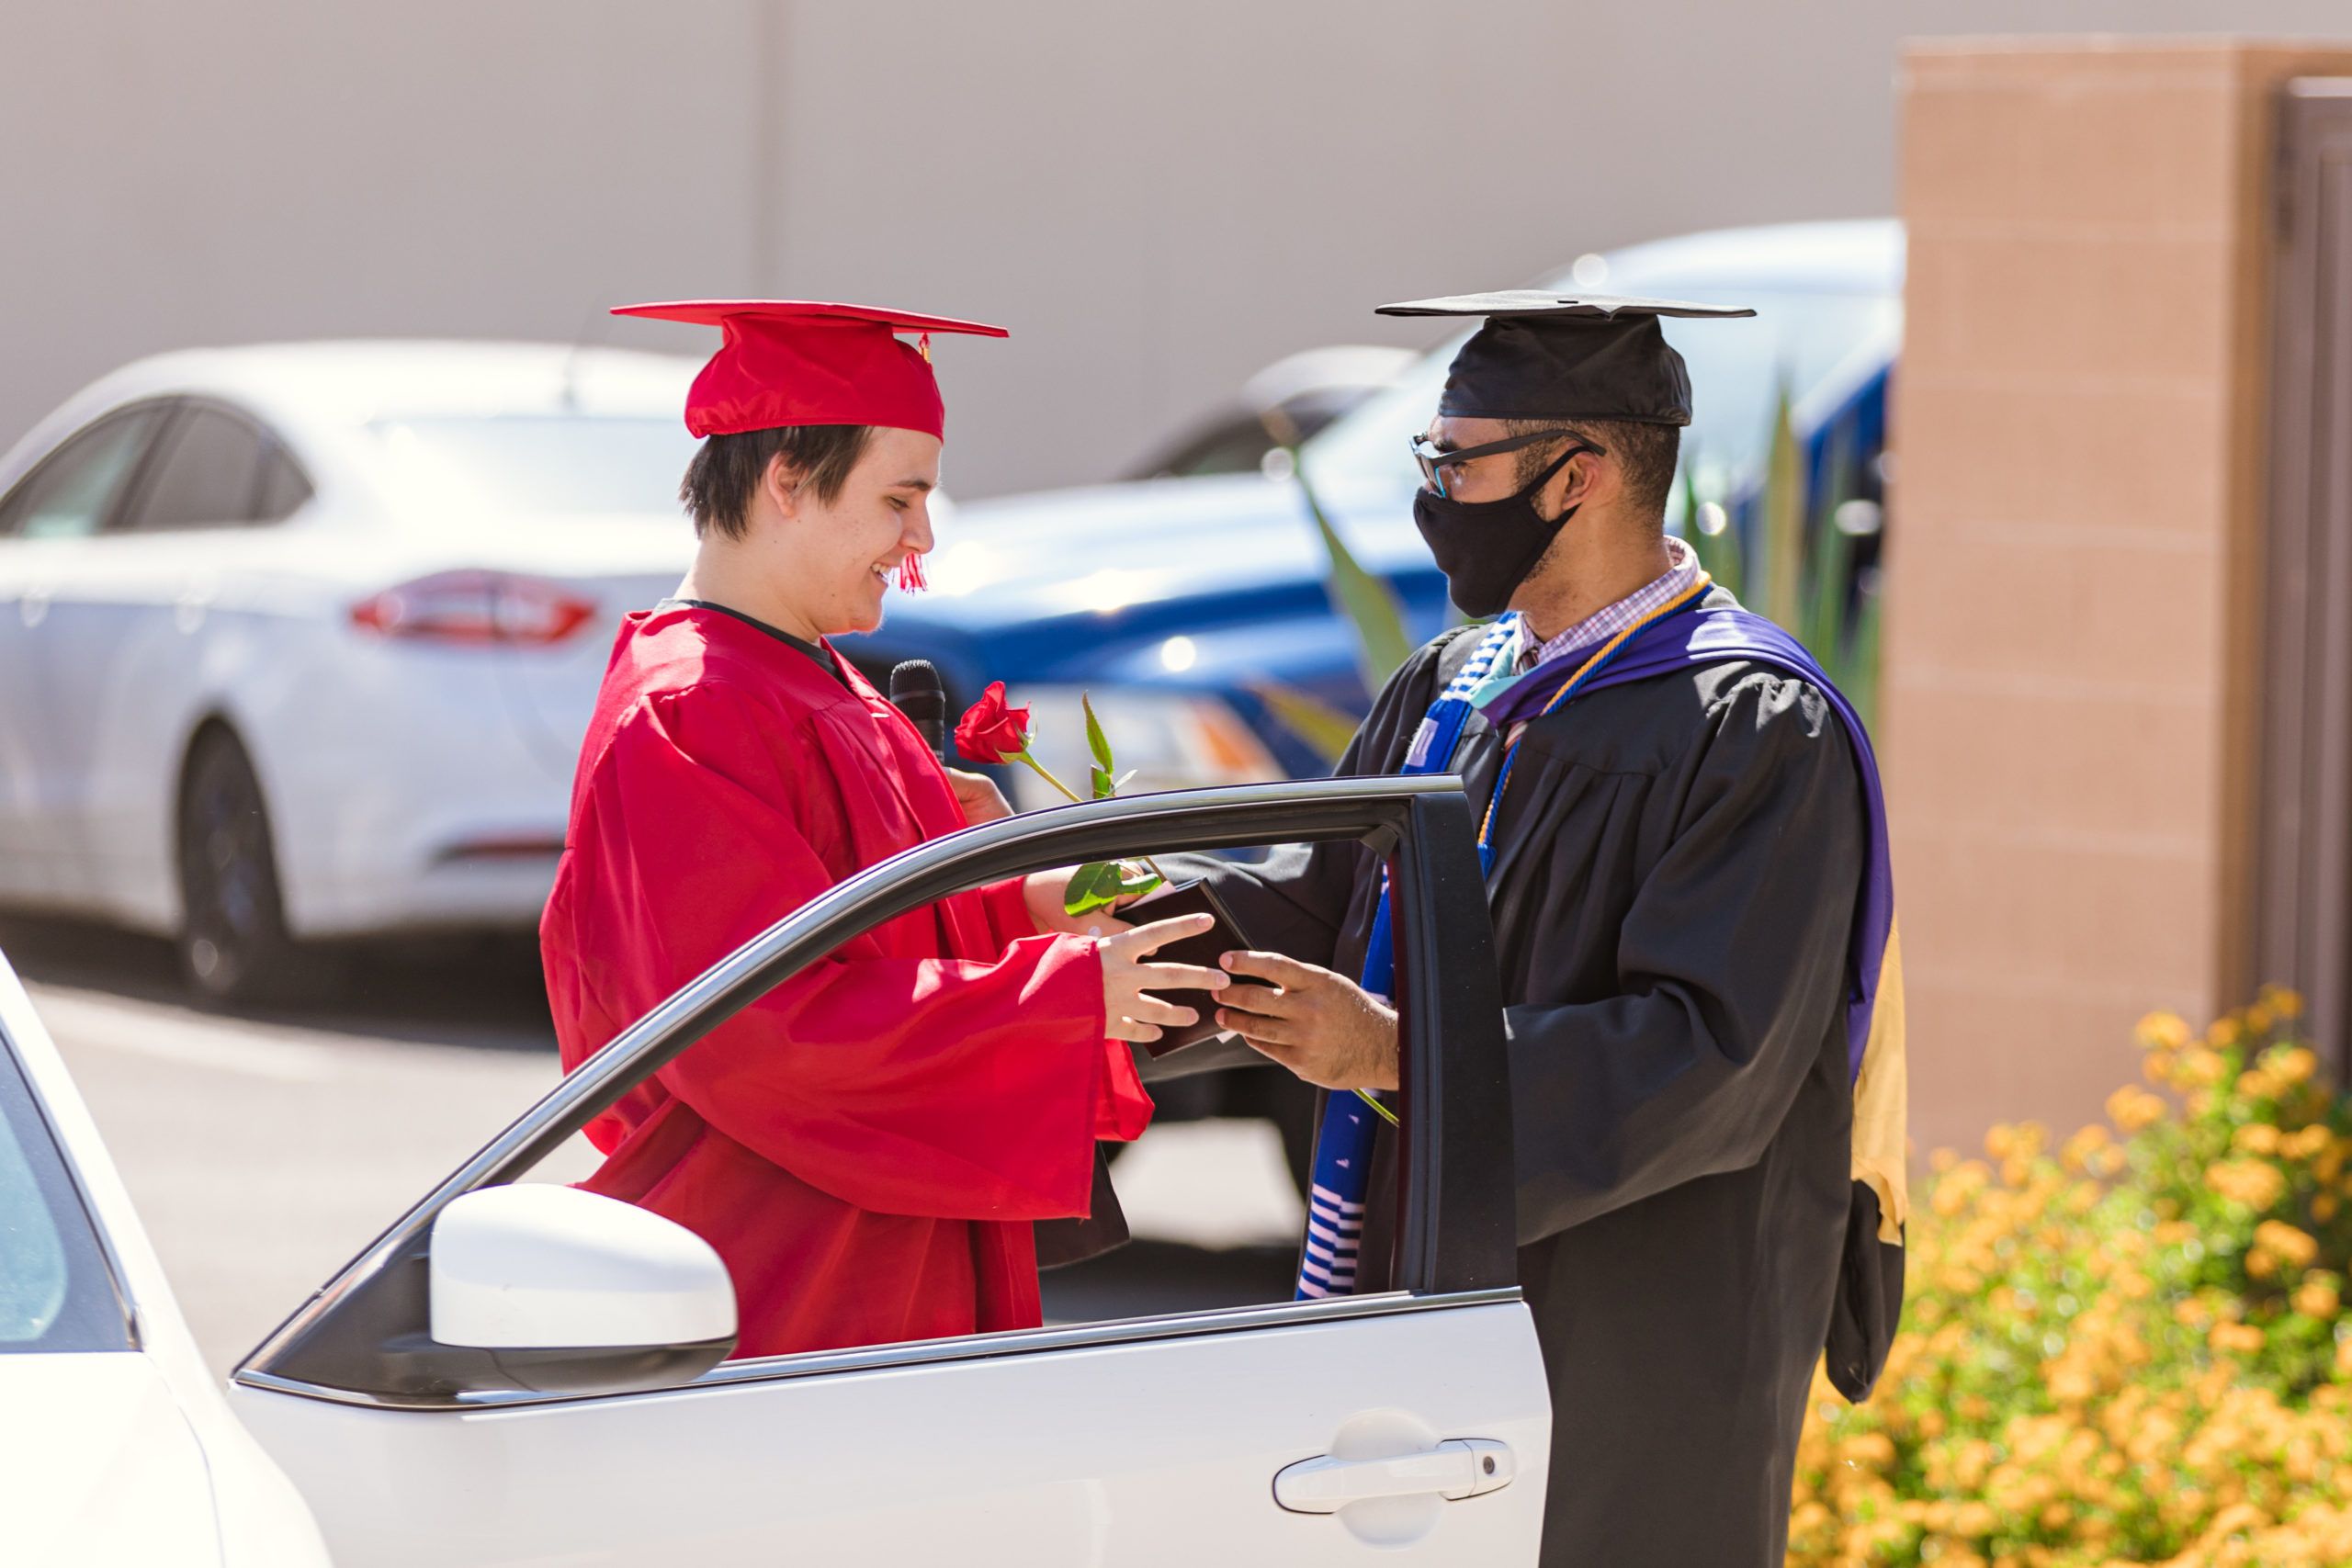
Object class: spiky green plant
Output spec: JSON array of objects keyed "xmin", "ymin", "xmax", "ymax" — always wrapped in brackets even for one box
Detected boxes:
[
  {"xmin": 1691, "ymin": 383, "xmax": 1885, "ymax": 728},
  {"xmin": 1248, "ymin": 448, "xmax": 1415, "ymax": 762},
  {"xmin": 1290, "ymin": 450, "xmax": 1413, "ymax": 693},
  {"xmin": 1679, "ymin": 453, "xmax": 1746, "ymax": 603}
]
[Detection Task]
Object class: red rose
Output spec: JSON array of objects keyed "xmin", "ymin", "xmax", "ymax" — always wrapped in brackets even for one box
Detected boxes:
[{"xmin": 955, "ymin": 682, "xmax": 1032, "ymax": 764}]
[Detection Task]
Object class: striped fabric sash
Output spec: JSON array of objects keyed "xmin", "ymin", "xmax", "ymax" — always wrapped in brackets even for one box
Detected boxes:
[{"xmin": 1295, "ymin": 615, "xmax": 1519, "ymax": 1300}]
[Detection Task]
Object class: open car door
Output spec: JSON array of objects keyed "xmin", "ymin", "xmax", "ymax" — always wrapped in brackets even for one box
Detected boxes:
[{"xmin": 227, "ymin": 775, "xmax": 1551, "ymax": 1566}]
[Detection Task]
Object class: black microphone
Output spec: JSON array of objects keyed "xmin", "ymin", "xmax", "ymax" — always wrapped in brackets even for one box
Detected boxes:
[{"xmin": 888, "ymin": 660, "xmax": 950, "ymax": 763}]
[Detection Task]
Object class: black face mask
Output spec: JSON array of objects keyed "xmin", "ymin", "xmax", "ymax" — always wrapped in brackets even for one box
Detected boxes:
[{"xmin": 1410, "ymin": 442, "xmax": 1587, "ymax": 618}]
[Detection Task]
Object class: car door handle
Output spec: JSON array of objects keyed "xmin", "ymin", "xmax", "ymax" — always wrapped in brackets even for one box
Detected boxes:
[
  {"xmin": 174, "ymin": 578, "xmax": 214, "ymax": 634},
  {"xmin": 1272, "ymin": 1438, "xmax": 1515, "ymax": 1513}
]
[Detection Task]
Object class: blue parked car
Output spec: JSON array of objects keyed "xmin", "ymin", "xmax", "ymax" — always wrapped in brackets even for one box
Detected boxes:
[{"xmin": 840, "ymin": 220, "xmax": 1904, "ymax": 799}]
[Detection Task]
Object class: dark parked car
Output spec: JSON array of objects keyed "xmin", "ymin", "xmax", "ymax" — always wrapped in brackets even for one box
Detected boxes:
[{"xmin": 1121, "ymin": 344, "xmax": 1416, "ymax": 479}]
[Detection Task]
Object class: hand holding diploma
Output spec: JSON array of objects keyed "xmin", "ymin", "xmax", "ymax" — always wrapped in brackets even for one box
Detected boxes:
[
  {"xmin": 1095, "ymin": 911, "xmax": 1230, "ymax": 1045},
  {"xmin": 1215, "ymin": 951, "xmax": 1400, "ymax": 1092}
]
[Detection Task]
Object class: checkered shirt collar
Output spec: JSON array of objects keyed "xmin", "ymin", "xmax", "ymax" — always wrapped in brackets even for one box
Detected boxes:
[{"xmin": 1513, "ymin": 536, "xmax": 1701, "ymax": 673}]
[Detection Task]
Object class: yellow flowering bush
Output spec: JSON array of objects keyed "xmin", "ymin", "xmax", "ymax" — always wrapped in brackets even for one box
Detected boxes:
[{"xmin": 1790, "ymin": 987, "xmax": 2352, "ymax": 1567}]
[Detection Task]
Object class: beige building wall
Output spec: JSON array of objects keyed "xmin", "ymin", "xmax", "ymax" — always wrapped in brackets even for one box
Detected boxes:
[
  {"xmin": 1885, "ymin": 39, "xmax": 2352, "ymax": 1156},
  {"xmin": 8, "ymin": 4, "xmax": 2352, "ymax": 501}
]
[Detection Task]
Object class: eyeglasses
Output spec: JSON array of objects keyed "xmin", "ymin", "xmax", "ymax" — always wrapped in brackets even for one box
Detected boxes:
[{"xmin": 1408, "ymin": 429, "xmax": 1603, "ymax": 498}]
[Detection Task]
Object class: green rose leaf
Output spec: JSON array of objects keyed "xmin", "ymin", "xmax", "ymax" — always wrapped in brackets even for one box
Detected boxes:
[
  {"xmin": 1061, "ymin": 859, "xmax": 1125, "ymax": 917},
  {"xmin": 1114, "ymin": 865, "xmax": 1164, "ymax": 900},
  {"xmin": 1091, "ymin": 764, "xmax": 1115, "ymax": 800},
  {"xmin": 1082, "ymin": 693, "xmax": 1114, "ymax": 773}
]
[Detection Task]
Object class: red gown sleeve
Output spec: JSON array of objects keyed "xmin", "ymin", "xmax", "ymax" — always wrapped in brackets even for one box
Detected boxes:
[
  {"xmin": 977, "ymin": 874, "xmax": 1037, "ymax": 949},
  {"xmin": 1093, "ymin": 1041, "xmax": 1151, "ymax": 1140},
  {"xmin": 572, "ymin": 682, "xmax": 1129, "ymax": 1222},
  {"xmin": 970, "ymin": 869, "xmax": 1150, "ymax": 1142}
]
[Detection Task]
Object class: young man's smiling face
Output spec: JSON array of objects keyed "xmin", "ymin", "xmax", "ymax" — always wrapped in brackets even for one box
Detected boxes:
[{"xmin": 759, "ymin": 425, "xmax": 942, "ymax": 637}]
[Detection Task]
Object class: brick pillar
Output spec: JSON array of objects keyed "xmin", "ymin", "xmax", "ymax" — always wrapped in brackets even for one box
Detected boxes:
[{"xmin": 1887, "ymin": 39, "xmax": 2352, "ymax": 1156}]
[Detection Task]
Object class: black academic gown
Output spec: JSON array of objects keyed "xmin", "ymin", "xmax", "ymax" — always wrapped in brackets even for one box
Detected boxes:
[{"xmin": 1190, "ymin": 589, "xmax": 1864, "ymax": 1568}]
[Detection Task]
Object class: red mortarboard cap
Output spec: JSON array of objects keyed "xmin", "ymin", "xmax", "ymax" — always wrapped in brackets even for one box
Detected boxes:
[{"xmin": 611, "ymin": 299, "xmax": 1009, "ymax": 440}]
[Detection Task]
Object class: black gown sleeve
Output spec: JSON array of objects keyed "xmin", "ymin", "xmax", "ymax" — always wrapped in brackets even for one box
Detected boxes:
[
  {"xmin": 1167, "ymin": 631, "xmax": 1463, "ymax": 968},
  {"xmin": 1509, "ymin": 669, "xmax": 1864, "ymax": 1244}
]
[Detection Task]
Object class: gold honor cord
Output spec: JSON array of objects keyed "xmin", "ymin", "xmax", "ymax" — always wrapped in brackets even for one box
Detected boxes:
[{"xmin": 1476, "ymin": 571, "xmax": 1715, "ymax": 851}]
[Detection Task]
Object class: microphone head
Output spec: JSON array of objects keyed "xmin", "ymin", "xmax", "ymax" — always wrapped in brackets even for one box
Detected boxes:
[
  {"xmin": 889, "ymin": 660, "xmax": 950, "ymax": 764},
  {"xmin": 888, "ymin": 659, "xmax": 944, "ymax": 707}
]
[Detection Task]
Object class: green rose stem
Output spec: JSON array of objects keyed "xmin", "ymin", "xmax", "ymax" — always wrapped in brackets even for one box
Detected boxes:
[
  {"xmin": 1005, "ymin": 749, "xmax": 1168, "ymax": 884},
  {"xmin": 1012, "ymin": 749, "xmax": 1396, "ymax": 1128}
]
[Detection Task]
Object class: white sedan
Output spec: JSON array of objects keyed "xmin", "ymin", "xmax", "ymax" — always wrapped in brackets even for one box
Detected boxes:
[
  {"xmin": 4, "ymin": 776, "xmax": 1551, "ymax": 1565},
  {"xmin": 1, "ymin": 947, "xmax": 330, "ymax": 1564},
  {"xmin": 0, "ymin": 343, "xmax": 704, "ymax": 1003}
]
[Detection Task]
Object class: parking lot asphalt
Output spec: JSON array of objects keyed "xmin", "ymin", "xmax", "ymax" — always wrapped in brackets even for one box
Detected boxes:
[{"xmin": 5, "ymin": 919, "xmax": 1302, "ymax": 1374}]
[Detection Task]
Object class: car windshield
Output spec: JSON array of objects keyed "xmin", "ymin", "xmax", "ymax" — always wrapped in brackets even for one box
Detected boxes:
[
  {"xmin": 0, "ymin": 1040, "xmax": 131, "ymax": 1353},
  {"xmin": 368, "ymin": 415, "xmax": 701, "ymax": 517},
  {"xmin": 1302, "ymin": 286, "xmax": 1900, "ymax": 518}
]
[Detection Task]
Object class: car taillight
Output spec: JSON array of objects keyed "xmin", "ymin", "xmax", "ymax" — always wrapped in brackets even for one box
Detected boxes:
[{"xmin": 350, "ymin": 571, "xmax": 597, "ymax": 646}]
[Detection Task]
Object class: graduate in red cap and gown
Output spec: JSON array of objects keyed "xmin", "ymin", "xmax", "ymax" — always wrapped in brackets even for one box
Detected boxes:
[{"xmin": 539, "ymin": 301, "xmax": 1228, "ymax": 1359}]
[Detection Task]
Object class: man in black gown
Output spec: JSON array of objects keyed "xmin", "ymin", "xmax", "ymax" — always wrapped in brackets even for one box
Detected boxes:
[{"xmin": 1200, "ymin": 292, "xmax": 1903, "ymax": 1566}]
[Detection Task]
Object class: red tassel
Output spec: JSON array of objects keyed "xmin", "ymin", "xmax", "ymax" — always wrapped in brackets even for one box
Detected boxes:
[{"xmin": 897, "ymin": 553, "xmax": 928, "ymax": 592}]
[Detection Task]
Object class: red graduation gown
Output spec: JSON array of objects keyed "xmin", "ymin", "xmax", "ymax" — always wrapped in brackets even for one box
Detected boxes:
[{"xmin": 540, "ymin": 604, "xmax": 1150, "ymax": 1359}]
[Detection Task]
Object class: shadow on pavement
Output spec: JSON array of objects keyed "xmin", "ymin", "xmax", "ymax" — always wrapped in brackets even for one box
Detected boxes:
[
  {"xmin": 1041, "ymin": 1238, "xmax": 1299, "ymax": 1324},
  {"xmin": 0, "ymin": 914, "xmax": 556, "ymax": 1053}
]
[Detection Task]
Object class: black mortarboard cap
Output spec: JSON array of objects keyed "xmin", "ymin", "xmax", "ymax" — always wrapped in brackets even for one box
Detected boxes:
[{"xmin": 1376, "ymin": 291, "xmax": 1757, "ymax": 426}]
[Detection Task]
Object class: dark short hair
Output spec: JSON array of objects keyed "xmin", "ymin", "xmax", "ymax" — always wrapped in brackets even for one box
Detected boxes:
[
  {"xmin": 679, "ymin": 424, "xmax": 876, "ymax": 540},
  {"xmin": 1509, "ymin": 417, "xmax": 1680, "ymax": 525}
]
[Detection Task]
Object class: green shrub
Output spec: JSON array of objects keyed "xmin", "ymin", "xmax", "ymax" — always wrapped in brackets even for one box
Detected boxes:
[{"xmin": 1791, "ymin": 989, "xmax": 2352, "ymax": 1566}]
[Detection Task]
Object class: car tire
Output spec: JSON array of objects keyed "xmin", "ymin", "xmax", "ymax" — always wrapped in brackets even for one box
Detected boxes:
[{"xmin": 175, "ymin": 728, "xmax": 335, "ymax": 1008}]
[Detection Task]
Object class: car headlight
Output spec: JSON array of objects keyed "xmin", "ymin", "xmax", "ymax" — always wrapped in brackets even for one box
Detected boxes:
[{"xmin": 1001, "ymin": 685, "xmax": 1283, "ymax": 810}]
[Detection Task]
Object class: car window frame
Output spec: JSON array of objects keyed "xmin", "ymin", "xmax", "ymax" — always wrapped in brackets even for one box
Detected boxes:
[
  {"xmin": 233, "ymin": 774, "xmax": 1517, "ymax": 1411},
  {"xmin": 109, "ymin": 396, "xmax": 312, "ymax": 536},
  {"xmin": 0, "ymin": 1023, "xmax": 138, "ymax": 1354},
  {"xmin": 0, "ymin": 400, "xmax": 175, "ymax": 541},
  {"xmin": 250, "ymin": 431, "xmax": 316, "ymax": 523}
]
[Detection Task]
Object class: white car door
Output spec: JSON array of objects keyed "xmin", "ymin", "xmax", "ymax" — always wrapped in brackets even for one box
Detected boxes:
[
  {"xmin": 0, "ymin": 402, "xmax": 173, "ymax": 905},
  {"xmin": 226, "ymin": 776, "xmax": 1551, "ymax": 1566},
  {"xmin": 0, "ymin": 953, "xmax": 333, "ymax": 1567},
  {"xmin": 27, "ymin": 399, "xmax": 312, "ymax": 913}
]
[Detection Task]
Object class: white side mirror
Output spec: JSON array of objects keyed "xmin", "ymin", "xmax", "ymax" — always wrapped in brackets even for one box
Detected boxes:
[{"xmin": 430, "ymin": 1185, "xmax": 736, "ymax": 1354}]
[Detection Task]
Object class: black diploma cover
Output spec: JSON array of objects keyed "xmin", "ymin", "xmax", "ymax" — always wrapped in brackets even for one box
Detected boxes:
[
  {"xmin": 1032, "ymin": 879, "xmax": 1262, "ymax": 1270},
  {"xmin": 1119, "ymin": 877, "xmax": 1268, "ymax": 1057}
]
